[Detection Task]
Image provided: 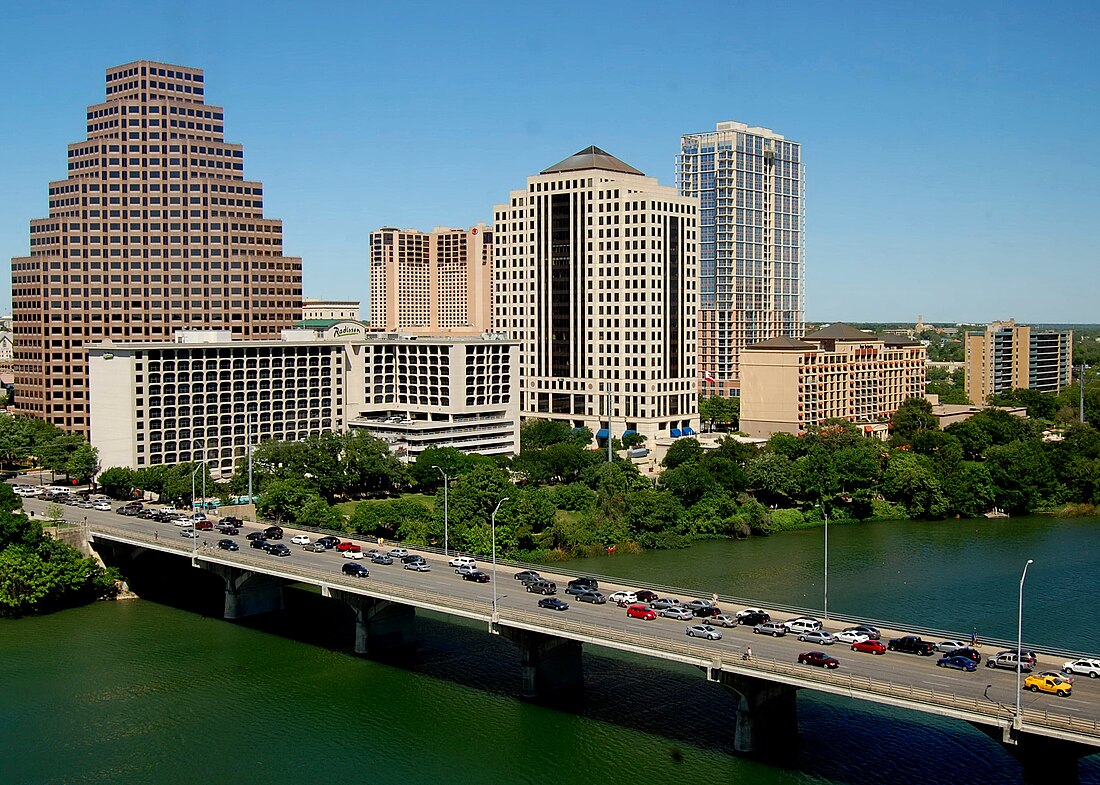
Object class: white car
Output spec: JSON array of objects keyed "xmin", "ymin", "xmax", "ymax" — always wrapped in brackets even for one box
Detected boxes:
[
  {"xmin": 159, "ymin": 506, "xmax": 176, "ymax": 514},
  {"xmin": 342, "ymin": 550, "xmax": 363, "ymax": 560},
  {"xmin": 737, "ymin": 607, "xmax": 768, "ymax": 619},
  {"xmin": 1063, "ymin": 658, "xmax": 1100, "ymax": 678},
  {"xmin": 834, "ymin": 629, "xmax": 870, "ymax": 644},
  {"xmin": 936, "ymin": 639, "xmax": 969, "ymax": 653},
  {"xmin": 172, "ymin": 517, "xmax": 193, "ymax": 527},
  {"xmin": 609, "ymin": 591, "xmax": 638, "ymax": 605},
  {"xmin": 784, "ymin": 618, "xmax": 823, "ymax": 634},
  {"xmin": 449, "ymin": 556, "xmax": 476, "ymax": 569},
  {"xmin": 290, "ymin": 535, "xmax": 311, "ymax": 545},
  {"xmin": 93, "ymin": 501, "xmax": 113, "ymax": 511}
]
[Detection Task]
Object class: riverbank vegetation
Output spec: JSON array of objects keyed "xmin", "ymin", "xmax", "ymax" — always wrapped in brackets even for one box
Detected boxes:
[{"xmin": 0, "ymin": 486, "xmax": 119, "ymax": 616}]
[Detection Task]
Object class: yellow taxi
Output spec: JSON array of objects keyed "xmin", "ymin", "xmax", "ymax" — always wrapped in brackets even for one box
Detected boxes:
[{"xmin": 1024, "ymin": 673, "xmax": 1072, "ymax": 697}]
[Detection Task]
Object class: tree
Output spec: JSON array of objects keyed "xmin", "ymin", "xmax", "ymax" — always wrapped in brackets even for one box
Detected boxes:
[
  {"xmin": 889, "ymin": 398, "xmax": 938, "ymax": 447},
  {"xmin": 520, "ymin": 419, "xmax": 580, "ymax": 450},
  {"xmin": 97, "ymin": 467, "xmax": 138, "ymax": 500},
  {"xmin": 67, "ymin": 444, "xmax": 101, "ymax": 485},
  {"xmin": 34, "ymin": 434, "xmax": 84, "ymax": 479},
  {"xmin": 699, "ymin": 395, "xmax": 739, "ymax": 432},
  {"xmin": 408, "ymin": 447, "xmax": 472, "ymax": 491},
  {"xmin": 746, "ymin": 452, "xmax": 800, "ymax": 507},
  {"xmin": 985, "ymin": 441, "xmax": 1061, "ymax": 514},
  {"xmin": 881, "ymin": 451, "xmax": 948, "ymax": 519},
  {"xmin": 662, "ymin": 438, "xmax": 702, "ymax": 470},
  {"xmin": 255, "ymin": 479, "xmax": 316, "ymax": 525}
]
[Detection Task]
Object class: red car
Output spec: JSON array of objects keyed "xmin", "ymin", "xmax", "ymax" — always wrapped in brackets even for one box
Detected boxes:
[
  {"xmin": 194, "ymin": 520, "xmax": 214, "ymax": 531},
  {"xmin": 626, "ymin": 604, "xmax": 656, "ymax": 620},
  {"xmin": 851, "ymin": 639, "xmax": 887, "ymax": 655},
  {"xmin": 798, "ymin": 651, "xmax": 840, "ymax": 669},
  {"xmin": 336, "ymin": 541, "xmax": 361, "ymax": 553}
]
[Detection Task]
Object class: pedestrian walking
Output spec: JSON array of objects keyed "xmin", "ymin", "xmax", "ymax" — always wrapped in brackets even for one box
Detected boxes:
[
  {"xmin": 154, "ymin": 530, "xmax": 158, "ymax": 541},
  {"xmin": 711, "ymin": 592, "xmax": 719, "ymax": 606},
  {"xmin": 743, "ymin": 646, "xmax": 752, "ymax": 661}
]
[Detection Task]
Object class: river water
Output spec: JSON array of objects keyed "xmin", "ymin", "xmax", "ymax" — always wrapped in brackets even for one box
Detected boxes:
[{"xmin": 2, "ymin": 515, "xmax": 1099, "ymax": 785}]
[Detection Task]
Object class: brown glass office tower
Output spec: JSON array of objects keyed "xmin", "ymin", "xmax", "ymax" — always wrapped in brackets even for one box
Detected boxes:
[{"xmin": 11, "ymin": 60, "xmax": 302, "ymax": 435}]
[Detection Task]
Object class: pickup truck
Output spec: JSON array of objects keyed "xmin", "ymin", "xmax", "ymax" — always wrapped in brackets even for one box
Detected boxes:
[{"xmin": 887, "ymin": 635, "xmax": 937, "ymax": 656}]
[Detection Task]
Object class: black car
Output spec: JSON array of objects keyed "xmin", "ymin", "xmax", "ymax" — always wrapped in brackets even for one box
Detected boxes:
[
  {"xmin": 371, "ymin": 552, "xmax": 393, "ymax": 565},
  {"xmin": 694, "ymin": 606, "xmax": 724, "ymax": 618},
  {"xmin": 217, "ymin": 522, "xmax": 240, "ymax": 534},
  {"xmin": 217, "ymin": 539, "xmax": 239, "ymax": 551},
  {"xmin": 263, "ymin": 526, "xmax": 284, "ymax": 540},
  {"xmin": 575, "ymin": 590, "xmax": 606, "ymax": 605},
  {"xmin": 266, "ymin": 543, "xmax": 291, "ymax": 557},
  {"xmin": 402, "ymin": 554, "xmax": 426, "ymax": 564},
  {"xmin": 316, "ymin": 535, "xmax": 341, "ymax": 549},
  {"xmin": 246, "ymin": 531, "xmax": 267, "ymax": 541},
  {"xmin": 565, "ymin": 582, "xmax": 600, "ymax": 596},
  {"xmin": 538, "ymin": 597, "xmax": 569, "ymax": 611},
  {"xmin": 738, "ymin": 611, "xmax": 770, "ymax": 626},
  {"xmin": 515, "ymin": 570, "xmax": 541, "ymax": 582},
  {"xmin": 249, "ymin": 538, "xmax": 269, "ymax": 549},
  {"xmin": 567, "ymin": 577, "xmax": 599, "ymax": 591},
  {"xmin": 635, "ymin": 589, "xmax": 659, "ymax": 603},
  {"xmin": 219, "ymin": 516, "xmax": 243, "ymax": 527},
  {"xmin": 462, "ymin": 570, "xmax": 491, "ymax": 583},
  {"xmin": 342, "ymin": 562, "xmax": 369, "ymax": 578},
  {"xmin": 950, "ymin": 647, "xmax": 982, "ymax": 663}
]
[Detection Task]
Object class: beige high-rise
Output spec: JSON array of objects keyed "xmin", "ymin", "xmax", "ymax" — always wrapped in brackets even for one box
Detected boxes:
[
  {"xmin": 11, "ymin": 60, "xmax": 303, "ymax": 435},
  {"xmin": 964, "ymin": 320, "xmax": 1073, "ymax": 405},
  {"xmin": 368, "ymin": 224, "xmax": 492, "ymax": 335}
]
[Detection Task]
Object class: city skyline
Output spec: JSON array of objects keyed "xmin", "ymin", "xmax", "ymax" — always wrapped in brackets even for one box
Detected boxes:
[{"xmin": 2, "ymin": 1, "xmax": 1097, "ymax": 324}]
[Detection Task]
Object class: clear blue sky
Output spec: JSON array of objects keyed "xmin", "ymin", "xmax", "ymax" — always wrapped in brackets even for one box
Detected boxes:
[{"xmin": 2, "ymin": 0, "xmax": 1097, "ymax": 324}]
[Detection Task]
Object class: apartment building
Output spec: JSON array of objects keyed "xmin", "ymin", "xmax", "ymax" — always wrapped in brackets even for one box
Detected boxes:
[
  {"xmin": 493, "ymin": 146, "xmax": 699, "ymax": 443},
  {"xmin": 740, "ymin": 322, "xmax": 926, "ymax": 438},
  {"xmin": 368, "ymin": 224, "xmax": 492, "ymax": 335},
  {"xmin": 88, "ymin": 326, "xmax": 519, "ymax": 472},
  {"xmin": 964, "ymin": 320, "xmax": 1073, "ymax": 405},
  {"xmin": 678, "ymin": 121, "xmax": 804, "ymax": 396},
  {"xmin": 302, "ymin": 299, "xmax": 360, "ymax": 321},
  {"xmin": 11, "ymin": 60, "xmax": 302, "ymax": 436}
]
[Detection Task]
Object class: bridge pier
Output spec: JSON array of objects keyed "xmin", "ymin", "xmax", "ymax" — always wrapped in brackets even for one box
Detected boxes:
[
  {"xmin": 974, "ymin": 725, "xmax": 1088, "ymax": 785},
  {"xmin": 327, "ymin": 589, "xmax": 416, "ymax": 656},
  {"xmin": 497, "ymin": 627, "xmax": 583, "ymax": 702},
  {"xmin": 712, "ymin": 670, "xmax": 799, "ymax": 755},
  {"xmin": 203, "ymin": 563, "xmax": 285, "ymax": 619}
]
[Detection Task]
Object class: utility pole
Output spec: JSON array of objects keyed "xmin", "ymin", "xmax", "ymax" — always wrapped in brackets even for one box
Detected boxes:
[
  {"xmin": 1081, "ymin": 362, "xmax": 1086, "ymax": 425},
  {"xmin": 606, "ymin": 389, "xmax": 612, "ymax": 463}
]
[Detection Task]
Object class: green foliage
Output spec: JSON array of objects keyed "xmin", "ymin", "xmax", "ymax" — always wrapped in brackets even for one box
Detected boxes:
[
  {"xmin": 698, "ymin": 395, "xmax": 739, "ymax": 431},
  {"xmin": 349, "ymin": 497, "xmax": 434, "ymax": 541},
  {"xmin": 98, "ymin": 467, "xmax": 138, "ymax": 500},
  {"xmin": 985, "ymin": 440, "xmax": 1061, "ymax": 513},
  {"xmin": 67, "ymin": 444, "xmax": 101, "ymax": 484},
  {"xmin": 520, "ymin": 419, "xmax": 589, "ymax": 450},
  {"xmin": 889, "ymin": 398, "xmax": 939, "ymax": 447},
  {"xmin": 766, "ymin": 508, "xmax": 809, "ymax": 532},
  {"xmin": 988, "ymin": 388, "xmax": 1058, "ymax": 420},
  {"xmin": 662, "ymin": 438, "xmax": 702, "ymax": 469},
  {"xmin": 407, "ymin": 447, "xmax": 473, "ymax": 491}
]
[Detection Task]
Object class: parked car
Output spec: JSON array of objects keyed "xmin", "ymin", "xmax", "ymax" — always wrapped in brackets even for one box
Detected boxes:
[
  {"xmin": 986, "ymin": 651, "xmax": 1036, "ymax": 672},
  {"xmin": 634, "ymin": 590, "xmax": 659, "ymax": 603},
  {"xmin": 609, "ymin": 591, "xmax": 639, "ymax": 605},
  {"xmin": 462, "ymin": 571, "xmax": 491, "ymax": 583},
  {"xmin": 784, "ymin": 618, "xmax": 824, "ymax": 635},
  {"xmin": 574, "ymin": 590, "xmax": 605, "ymax": 604},
  {"xmin": 711, "ymin": 614, "xmax": 738, "ymax": 628},
  {"xmin": 336, "ymin": 541, "xmax": 361, "ymax": 553},
  {"xmin": 686, "ymin": 624, "xmax": 723, "ymax": 640},
  {"xmin": 1063, "ymin": 658, "xmax": 1100, "ymax": 678},
  {"xmin": 937, "ymin": 655, "xmax": 978, "ymax": 672},
  {"xmin": 754, "ymin": 621, "xmax": 787, "ymax": 637},
  {"xmin": 515, "ymin": 570, "xmax": 541, "ymax": 583},
  {"xmin": 798, "ymin": 651, "xmax": 840, "ymax": 669},
  {"xmin": 316, "ymin": 536, "xmax": 341, "ymax": 549},
  {"xmin": 263, "ymin": 526, "xmax": 284, "ymax": 540},
  {"xmin": 834, "ymin": 629, "xmax": 870, "ymax": 645},
  {"xmin": 371, "ymin": 552, "xmax": 394, "ymax": 565},
  {"xmin": 1024, "ymin": 673, "xmax": 1071, "ymax": 696},
  {"xmin": 538, "ymin": 597, "xmax": 569, "ymax": 611},
  {"xmin": 290, "ymin": 535, "xmax": 311, "ymax": 545},
  {"xmin": 404, "ymin": 561, "xmax": 431, "ymax": 572},
  {"xmin": 887, "ymin": 636, "xmax": 937, "ymax": 656},
  {"xmin": 851, "ymin": 639, "xmax": 887, "ymax": 655},
  {"xmin": 216, "ymin": 538, "xmax": 239, "ymax": 552},
  {"xmin": 342, "ymin": 562, "xmax": 369, "ymax": 578},
  {"xmin": 798, "ymin": 630, "xmax": 837, "ymax": 646},
  {"xmin": 738, "ymin": 611, "xmax": 771, "ymax": 626},
  {"xmin": 659, "ymin": 607, "xmax": 693, "ymax": 621},
  {"xmin": 525, "ymin": 580, "xmax": 557, "ymax": 595},
  {"xmin": 626, "ymin": 603, "xmax": 657, "ymax": 620},
  {"xmin": 449, "ymin": 556, "xmax": 477, "ymax": 569}
]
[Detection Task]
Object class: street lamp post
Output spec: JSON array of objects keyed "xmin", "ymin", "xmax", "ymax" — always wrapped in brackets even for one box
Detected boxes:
[
  {"xmin": 433, "ymin": 466, "xmax": 450, "ymax": 558},
  {"xmin": 824, "ymin": 505, "xmax": 830, "ymax": 620},
  {"xmin": 1016, "ymin": 558, "xmax": 1035, "ymax": 730},
  {"xmin": 490, "ymin": 497, "xmax": 509, "ymax": 617},
  {"xmin": 189, "ymin": 463, "xmax": 203, "ymax": 556}
]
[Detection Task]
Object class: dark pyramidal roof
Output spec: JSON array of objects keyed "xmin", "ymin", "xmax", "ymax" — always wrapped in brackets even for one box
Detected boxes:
[
  {"xmin": 803, "ymin": 322, "xmax": 877, "ymax": 341},
  {"xmin": 541, "ymin": 146, "xmax": 645, "ymax": 176}
]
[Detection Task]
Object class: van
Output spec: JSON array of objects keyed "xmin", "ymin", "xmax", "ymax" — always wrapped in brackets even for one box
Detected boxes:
[{"xmin": 449, "ymin": 556, "xmax": 477, "ymax": 570}]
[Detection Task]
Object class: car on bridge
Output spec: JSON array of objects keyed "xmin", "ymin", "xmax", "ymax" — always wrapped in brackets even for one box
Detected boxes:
[
  {"xmin": 797, "ymin": 630, "xmax": 836, "ymax": 646},
  {"xmin": 565, "ymin": 583, "xmax": 598, "ymax": 597},
  {"xmin": 711, "ymin": 614, "xmax": 738, "ymax": 628},
  {"xmin": 304, "ymin": 542, "xmax": 326, "ymax": 553},
  {"xmin": 250, "ymin": 538, "xmax": 268, "ymax": 549},
  {"xmin": 850, "ymin": 639, "xmax": 887, "ymax": 655},
  {"xmin": 626, "ymin": 604, "xmax": 657, "ymax": 621},
  {"xmin": 935, "ymin": 639, "xmax": 969, "ymax": 653},
  {"xmin": 265, "ymin": 543, "xmax": 291, "ymax": 557},
  {"xmin": 567, "ymin": 577, "xmax": 599, "ymax": 592},
  {"xmin": 402, "ymin": 554, "xmax": 426, "ymax": 564},
  {"xmin": 216, "ymin": 539, "xmax": 239, "ymax": 552},
  {"xmin": 754, "ymin": 621, "xmax": 787, "ymax": 637},
  {"xmin": 686, "ymin": 624, "xmax": 723, "ymax": 640},
  {"xmin": 1063, "ymin": 658, "xmax": 1100, "ymax": 678},
  {"xmin": 525, "ymin": 579, "xmax": 557, "ymax": 595},
  {"xmin": 180, "ymin": 529, "xmax": 199, "ymax": 539},
  {"xmin": 246, "ymin": 531, "xmax": 266, "ymax": 541},
  {"xmin": 263, "ymin": 526, "xmax": 284, "ymax": 540},
  {"xmin": 887, "ymin": 636, "xmax": 937, "ymax": 656},
  {"xmin": 538, "ymin": 597, "xmax": 569, "ymax": 611},
  {"xmin": 834, "ymin": 629, "xmax": 869, "ymax": 644},
  {"xmin": 93, "ymin": 500, "xmax": 112, "ymax": 511},
  {"xmin": 456, "ymin": 564, "xmax": 479, "ymax": 576},
  {"xmin": 986, "ymin": 651, "xmax": 1036, "ymax": 672},
  {"xmin": 219, "ymin": 516, "xmax": 243, "ymax": 528},
  {"xmin": 342, "ymin": 562, "xmax": 369, "ymax": 578},
  {"xmin": 315, "ymin": 536, "xmax": 341, "ymax": 549},
  {"xmin": 336, "ymin": 541, "xmax": 360, "ymax": 553},
  {"xmin": 515, "ymin": 570, "xmax": 541, "ymax": 583},
  {"xmin": 634, "ymin": 590, "xmax": 659, "ymax": 603},
  {"xmin": 449, "ymin": 556, "xmax": 477, "ymax": 569},
  {"xmin": 682, "ymin": 599, "xmax": 713, "ymax": 613},
  {"xmin": 845, "ymin": 624, "xmax": 881, "ymax": 640},
  {"xmin": 388, "ymin": 547, "xmax": 410, "ymax": 558},
  {"xmin": 290, "ymin": 535, "xmax": 311, "ymax": 545},
  {"xmin": 371, "ymin": 552, "xmax": 394, "ymax": 565},
  {"xmin": 462, "ymin": 571, "xmax": 491, "ymax": 583},
  {"xmin": 218, "ymin": 525, "xmax": 240, "ymax": 536},
  {"xmin": 947, "ymin": 647, "xmax": 981, "ymax": 664},
  {"xmin": 784, "ymin": 618, "xmax": 823, "ymax": 635},
  {"xmin": 609, "ymin": 591, "xmax": 638, "ymax": 605},
  {"xmin": 798, "ymin": 651, "xmax": 840, "ymax": 669},
  {"xmin": 574, "ymin": 590, "xmax": 606, "ymax": 604},
  {"xmin": 659, "ymin": 606, "xmax": 693, "ymax": 621},
  {"xmin": 650, "ymin": 597, "xmax": 681, "ymax": 611},
  {"xmin": 694, "ymin": 606, "xmax": 725, "ymax": 619},
  {"xmin": 737, "ymin": 610, "xmax": 770, "ymax": 626},
  {"xmin": 1024, "ymin": 673, "xmax": 1071, "ymax": 697},
  {"xmin": 937, "ymin": 655, "xmax": 978, "ymax": 672},
  {"xmin": 1037, "ymin": 669, "xmax": 1073, "ymax": 684},
  {"xmin": 195, "ymin": 520, "xmax": 214, "ymax": 531},
  {"xmin": 404, "ymin": 561, "xmax": 431, "ymax": 572},
  {"xmin": 343, "ymin": 550, "xmax": 364, "ymax": 560}
]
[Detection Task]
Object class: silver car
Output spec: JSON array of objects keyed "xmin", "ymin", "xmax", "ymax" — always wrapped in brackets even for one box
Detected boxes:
[
  {"xmin": 659, "ymin": 606, "xmax": 693, "ymax": 621},
  {"xmin": 711, "ymin": 614, "xmax": 738, "ymax": 628},
  {"xmin": 797, "ymin": 630, "xmax": 837, "ymax": 645},
  {"xmin": 404, "ymin": 561, "xmax": 431, "ymax": 572},
  {"xmin": 686, "ymin": 624, "xmax": 723, "ymax": 640}
]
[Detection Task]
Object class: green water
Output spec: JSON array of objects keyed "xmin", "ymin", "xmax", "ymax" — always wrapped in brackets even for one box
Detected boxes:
[{"xmin": 2, "ymin": 516, "xmax": 1099, "ymax": 785}]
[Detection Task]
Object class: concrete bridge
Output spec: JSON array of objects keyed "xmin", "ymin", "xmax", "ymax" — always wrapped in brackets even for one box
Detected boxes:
[{"xmin": 81, "ymin": 517, "xmax": 1100, "ymax": 784}]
